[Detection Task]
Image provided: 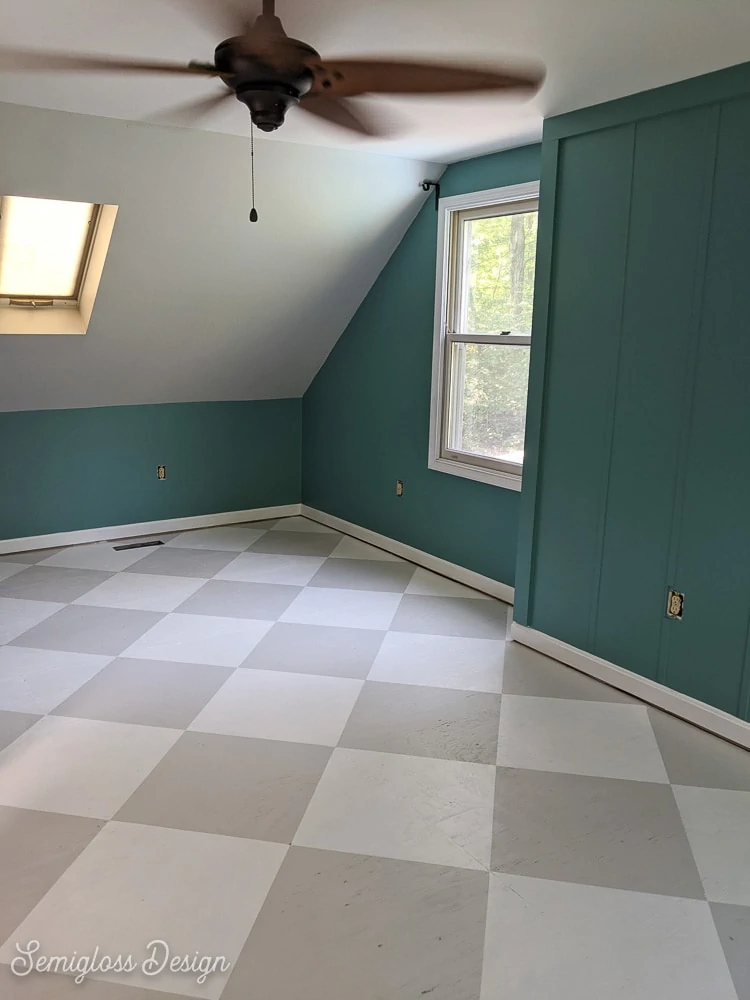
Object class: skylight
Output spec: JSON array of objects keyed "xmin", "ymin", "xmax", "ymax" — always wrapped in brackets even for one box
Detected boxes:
[{"xmin": 0, "ymin": 195, "xmax": 96, "ymax": 300}]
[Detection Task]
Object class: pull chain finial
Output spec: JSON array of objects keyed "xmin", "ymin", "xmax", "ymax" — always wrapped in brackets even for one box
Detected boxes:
[{"xmin": 249, "ymin": 123, "xmax": 258, "ymax": 223}]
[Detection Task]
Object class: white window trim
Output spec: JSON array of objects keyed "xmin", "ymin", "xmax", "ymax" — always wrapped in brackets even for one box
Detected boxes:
[
  {"xmin": 0, "ymin": 202, "xmax": 118, "ymax": 336},
  {"xmin": 428, "ymin": 181, "xmax": 540, "ymax": 491}
]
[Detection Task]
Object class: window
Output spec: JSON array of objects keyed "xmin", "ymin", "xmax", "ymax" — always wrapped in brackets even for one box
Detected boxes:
[
  {"xmin": 0, "ymin": 194, "xmax": 118, "ymax": 336},
  {"xmin": 429, "ymin": 182, "xmax": 539, "ymax": 490}
]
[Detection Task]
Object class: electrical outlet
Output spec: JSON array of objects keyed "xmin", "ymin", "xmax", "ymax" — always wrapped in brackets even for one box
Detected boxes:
[
  {"xmin": 157, "ymin": 465, "xmax": 167, "ymax": 481},
  {"xmin": 666, "ymin": 589, "xmax": 684, "ymax": 620},
  {"xmin": 396, "ymin": 480, "xmax": 404, "ymax": 497}
]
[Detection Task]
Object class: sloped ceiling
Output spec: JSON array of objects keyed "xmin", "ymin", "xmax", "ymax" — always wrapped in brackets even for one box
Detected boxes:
[
  {"xmin": 0, "ymin": 99, "xmax": 438, "ymax": 410},
  {"xmin": 1, "ymin": 0, "xmax": 750, "ymax": 161}
]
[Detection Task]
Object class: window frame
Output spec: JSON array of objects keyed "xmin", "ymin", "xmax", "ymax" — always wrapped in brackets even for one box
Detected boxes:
[
  {"xmin": 0, "ymin": 197, "xmax": 118, "ymax": 336},
  {"xmin": 428, "ymin": 181, "xmax": 540, "ymax": 491}
]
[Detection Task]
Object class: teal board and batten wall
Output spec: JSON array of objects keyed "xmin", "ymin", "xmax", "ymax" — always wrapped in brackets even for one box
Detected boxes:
[
  {"xmin": 0, "ymin": 400, "xmax": 301, "ymax": 541},
  {"xmin": 303, "ymin": 144, "xmax": 542, "ymax": 587},
  {"xmin": 516, "ymin": 63, "xmax": 750, "ymax": 721}
]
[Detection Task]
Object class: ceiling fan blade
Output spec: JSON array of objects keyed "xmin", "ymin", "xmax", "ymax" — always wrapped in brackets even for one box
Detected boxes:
[
  {"xmin": 0, "ymin": 48, "xmax": 220, "ymax": 76},
  {"xmin": 306, "ymin": 58, "xmax": 545, "ymax": 98},
  {"xmin": 146, "ymin": 90, "xmax": 235, "ymax": 126},
  {"xmin": 299, "ymin": 96, "xmax": 380, "ymax": 136}
]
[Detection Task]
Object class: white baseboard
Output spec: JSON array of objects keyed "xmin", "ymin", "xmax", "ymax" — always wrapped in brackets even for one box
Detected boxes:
[
  {"xmin": 510, "ymin": 622, "xmax": 750, "ymax": 751},
  {"xmin": 0, "ymin": 504, "xmax": 302, "ymax": 555},
  {"xmin": 302, "ymin": 505, "xmax": 514, "ymax": 603}
]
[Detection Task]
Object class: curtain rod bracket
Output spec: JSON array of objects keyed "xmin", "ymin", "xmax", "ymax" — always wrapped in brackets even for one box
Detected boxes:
[{"xmin": 421, "ymin": 180, "xmax": 440, "ymax": 210}]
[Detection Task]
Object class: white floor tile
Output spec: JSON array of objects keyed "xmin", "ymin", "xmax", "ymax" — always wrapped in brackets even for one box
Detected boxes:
[
  {"xmin": 0, "ymin": 563, "xmax": 27, "ymax": 583},
  {"xmin": 294, "ymin": 748, "xmax": 495, "ymax": 870},
  {"xmin": 0, "ymin": 716, "xmax": 180, "ymax": 818},
  {"xmin": 280, "ymin": 588, "xmax": 401, "ymax": 630},
  {"xmin": 0, "ymin": 822, "xmax": 287, "ymax": 999},
  {"xmin": 0, "ymin": 598, "xmax": 64, "ymax": 644},
  {"xmin": 496, "ymin": 696, "xmax": 669, "ymax": 783},
  {"xmin": 166, "ymin": 526, "xmax": 265, "ymax": 551},
  {"xmin": 40, "ymin": 544, "xmax": 152, "ymax": 572},
  {"xmin": 481, "ymin": 874, "xmax": 737, "ymax": 1000},
  {"xmin": 122, "ymin": 613, "xmax": 273, "ymax": 667},
  {"xmin": 190, "ymin": 669, "xmax": 363, "ymax": 746},
  {"xmin": 405, "ymin": 568, "xmax": 492, "ymax": 600},
  {"xmin": 368, "ymin": 632, "xmax": 504, "ymax": 693},
  {"xmin": 272, "ymin": 517, "xmax": 337, "ymax": 533},
  {"xmin": 329, "ymin": 536, "xmax": 402, "ymax": 560},
  {"xmin": 673, "ymin": 785, "xmax": 750, "ymax": 905},
  {"xmin": 74, "ymin": 573, "xmax": 207, "ymax": 612},
  {"xmin": 0, "ymin": 647, "xmax": 114, "ymax": 713},
  {"xmin": 215, "ymin": 552, "xmax": 325, "ymax": 586}
]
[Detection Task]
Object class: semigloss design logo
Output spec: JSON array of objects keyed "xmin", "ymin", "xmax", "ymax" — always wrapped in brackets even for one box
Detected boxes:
[{"xmin": 11, "ymin": 940, "xmax": 231, "ymax": 986}]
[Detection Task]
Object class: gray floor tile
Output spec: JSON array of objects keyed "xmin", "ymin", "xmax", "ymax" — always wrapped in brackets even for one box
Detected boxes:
[
  {"xmin": 649, "ymin": 707, "xmax": 750, "ymax": 790},
  {"xmin": 117, "ymin": 732, "xmax": 331, "ymax": 843},
  {"xmin": 223, "ymin": 847, "xmax": 488, "ymax": 1000},
  {"xmin": 241, "ymin": 622, "xmax": 385, "ymax": 678},
  {"xmin": 0, "ymin": 804, "xmax": 103, "ymax": 944},
  {"xmin": 249, "ymin": 531, "xmax": 342, "ymax": 557},
  {"xmin": 0, "ymin": 565, "xmax": 113, "ymax": 603},
  {"xmin": 174, "ymin": 579, "xmax": 301, "ymax": 620},
  {"xmin": 308, "ymin": 558, "xmax": 417, "ymax": 593},
  {"xmin": 502, "ymin": 640, "xmax": 637, "ymax": 702},
  {"xmin": 340, "ymin": 681, "xmax": 501, "ymax": 763},
  {"xmin": 52, "ymin": 658, "xmax": 233, "ymax": 729},
  {"xmin": 0, "ymin": 971, "xmax": 189, "ymax": 1000},
  {"xmin": 712, "ymin": 902, "xmax": 750, "ymax": 1000},
  {"xmin": 391, "ymin": 595, "xmax": 507, "ymax": 639},
  {"xmin": 0, "ymin": 710, "xmax": 42, "ymax": 752},
  {"xmin": 0, "ymin": 548, "xmax": 63, "ymax": 565},
  {"xmin": 129, "ymin": 546, "xmax": 237, "ymax": 578},
  {"xmin": 492, "ymin": 767, "xmax": 704, "ymax": 897},
  {"xmin": 9, "ymin": 605, "xmax": 164, "ymax": 655}
]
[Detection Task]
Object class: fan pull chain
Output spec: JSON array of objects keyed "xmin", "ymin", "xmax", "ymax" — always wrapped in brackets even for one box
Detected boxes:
[{"xmin": 249, "ymin": 124, "xmax": 259, "ymax": 223}]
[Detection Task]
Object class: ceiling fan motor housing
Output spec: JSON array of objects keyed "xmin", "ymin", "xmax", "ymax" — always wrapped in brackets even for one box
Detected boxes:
[{"xmin": 215, "ymin": 35, "xmax": 318, "ymax": 132}]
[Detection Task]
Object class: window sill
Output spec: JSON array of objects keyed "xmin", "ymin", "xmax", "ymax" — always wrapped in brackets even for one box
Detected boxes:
[{"xmin": 428, "ymin": 454, "xmax": 522, "ymax": 492}]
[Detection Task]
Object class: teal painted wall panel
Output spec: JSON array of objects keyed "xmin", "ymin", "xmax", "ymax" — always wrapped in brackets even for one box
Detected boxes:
[
  {"xmin": 662, "ymin": 98, "xmax": 750, "ymax": 715},
  {"xmin": 593, "ymin": 108, "xmax": 719, "ymax": 678},
  {"xmin": 524, "ymin": 126, "xmax": 634, "ymax": 647},
  {"xmin": 303, "ymin": 144, "xmax": 542, "ymax": 586},
  {"xmin": 0, "ymin": 399, "xmax": 301, "ymax": 540},
  {"xmin": 520, "ymin": 60, "xmax": 750, "ymax": 720}
]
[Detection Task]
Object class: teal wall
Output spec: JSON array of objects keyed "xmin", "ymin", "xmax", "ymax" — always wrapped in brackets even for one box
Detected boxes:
[
  {"xmin": 0, "ymin": 400, "xmax": 301, "ymax": 540},
  {"xmin": 516, "ymin": 62, "xmax": 750, "ymax": 721},
  {"xmin": 302, "ymin": 144, "xmax": 542, "ymax": 586}
]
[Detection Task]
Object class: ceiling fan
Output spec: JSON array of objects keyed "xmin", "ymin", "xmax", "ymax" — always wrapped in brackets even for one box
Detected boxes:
[{"xmin": 0, "ymin": 0, "xmax": 545, "ymax": 137}]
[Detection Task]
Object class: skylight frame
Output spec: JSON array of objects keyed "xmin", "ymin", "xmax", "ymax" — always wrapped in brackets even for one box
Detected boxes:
[{"xmin": 0, "ymin": 197, "xmax": 118, "ymax": 336}]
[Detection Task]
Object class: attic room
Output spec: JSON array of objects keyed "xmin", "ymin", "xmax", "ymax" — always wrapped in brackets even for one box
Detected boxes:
[{"xmin": 1, "ymin": 0, "xmax": 750, "ymax": 996}]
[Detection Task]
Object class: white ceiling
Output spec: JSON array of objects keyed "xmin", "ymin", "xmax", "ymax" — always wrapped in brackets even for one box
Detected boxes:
[{"xmin": 1, "ymin": 0, "xmax": 750, "ymax": 162}]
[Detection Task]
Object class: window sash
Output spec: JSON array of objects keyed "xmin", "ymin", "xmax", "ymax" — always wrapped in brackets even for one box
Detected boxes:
[
  {"xmin": 440, "ymin": 335, "xmax": 531, "ymax": 477},
  {"xmin": 448, "ymin": 198, "xmax": 539, "ymax": 339}
]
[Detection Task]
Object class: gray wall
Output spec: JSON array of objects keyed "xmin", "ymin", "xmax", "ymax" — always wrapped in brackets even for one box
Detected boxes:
[{"xmin": 0, "ymin": 100, "xmax": 437, "ymax": 411}]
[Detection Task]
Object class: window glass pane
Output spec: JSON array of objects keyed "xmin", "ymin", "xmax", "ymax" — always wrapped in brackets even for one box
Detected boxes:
[
  {"xmin": 0, "ymin": 196, "xmax": 94, "ymax": 297},
  {"xmin": 458, "ymin": 209, "xmax": 537, "ymax": 336},
  {"xmin": 447, "ymin": 342, "xmax": 530, "ymax": 465}
]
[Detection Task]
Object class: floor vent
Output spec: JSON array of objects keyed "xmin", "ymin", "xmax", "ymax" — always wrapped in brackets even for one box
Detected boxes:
[{"xmin": 112, "ymin": 539, "xmax": 165, "ymax": 552}]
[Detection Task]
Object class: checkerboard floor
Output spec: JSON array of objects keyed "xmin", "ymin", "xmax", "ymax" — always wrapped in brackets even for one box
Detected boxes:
[{"xmin": 0, "ymin": 515, "xmax": 748, "ymax": 999}]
